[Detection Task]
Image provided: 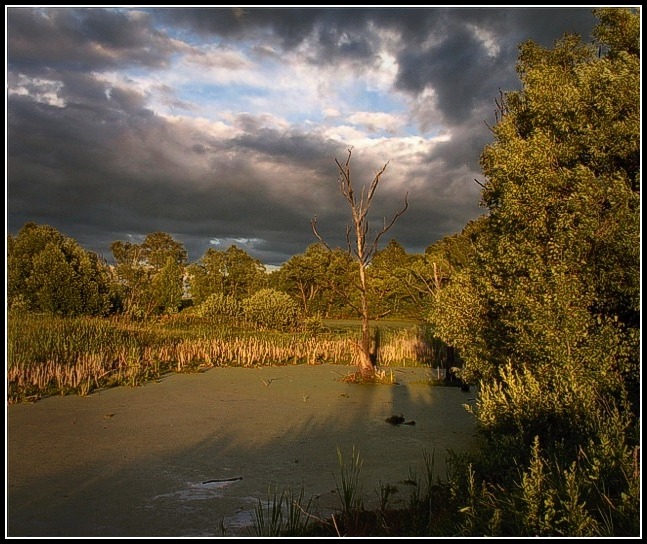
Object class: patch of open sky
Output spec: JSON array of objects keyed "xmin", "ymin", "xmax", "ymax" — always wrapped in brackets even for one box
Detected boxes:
[
  {"xmin": 179, "ymin": 82, "xmax": 270, "ymax": 115},
  {"xmin": 354, "ymin": 87, "xmax": 401, "ymax": 114}
]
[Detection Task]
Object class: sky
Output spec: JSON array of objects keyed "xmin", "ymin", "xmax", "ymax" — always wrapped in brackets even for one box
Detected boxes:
[{"xmin": 6, "ymin": 6, "xmax": 601, "ymax": 266}]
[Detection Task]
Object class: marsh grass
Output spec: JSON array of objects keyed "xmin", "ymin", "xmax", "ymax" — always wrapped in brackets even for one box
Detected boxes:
[
  {"xmin": 7, "ymin": 313, "xmax": 447, "ymax": 403},
  {"xmin": 251, "ymin": 485, "xmax": 314, "ymax": 537},
  {"xmin": 244, "ymin": 447, "xmax": 458, "ymax": 537}
]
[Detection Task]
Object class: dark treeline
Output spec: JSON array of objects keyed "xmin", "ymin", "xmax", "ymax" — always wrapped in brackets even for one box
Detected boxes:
[{"xmin": 7, "ymin": 222, "xmax": 473, "ymax": 324}]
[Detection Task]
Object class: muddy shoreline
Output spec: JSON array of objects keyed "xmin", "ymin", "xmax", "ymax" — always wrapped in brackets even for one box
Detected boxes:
[{"xmin": 7, "ymin": 364, "xmax": 477, "ymax": 537}]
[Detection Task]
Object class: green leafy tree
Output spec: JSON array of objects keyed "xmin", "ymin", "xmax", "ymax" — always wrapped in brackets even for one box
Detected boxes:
[
  {"xmin": 274, "ymin": 243, "xmax": 356, "ymax": 317},
  {"xmin": 430, "ymin": 8, "xmax": 639, "ymax": 387},
  {"xmin": 428, "ymin": 9, "xmax": 639, "ymax": 535},
  {"xmin": 402, "ymin": 217, "xmax": 484, "ymax": 316},
  {"xmin": 367, "ymin": 239, "xmax": 418, "ymax": 318},
  {"xmin": 152, "ymin": 256, "xmax": 184, "ymax": 315},
  {"xmin": 7, "ymin": 222, "xmax": 112, "ymax": 316},
  {"xmin": 222, "ymin": 245, "xmax": 268, "ymax": 299},
  {"xmin": 274, "ymin": 243, "xmax": 330, "ymax": 315},
  {"xmin": 111, "ymin": 232, "xmax": 187, "ymax": 317},
  {"xmin": 187, "ymin": 248, "xmax": 227, "ymax": 305},
  {"xmin": 141, "ymin": 231, "xmax": 188, "ymax": 271},
  {"xmin": 195, "ymin": 292, "xmax": 242, "ymax": 322},
  {"xmin": 188, "ymin": 244, "xmax": 267, "ymax": 304},
  {"xmin": 242, "ymin": 288, "xmax": 300, "ymax": 331}
]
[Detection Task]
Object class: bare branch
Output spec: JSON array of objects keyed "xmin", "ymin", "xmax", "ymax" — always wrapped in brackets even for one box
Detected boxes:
[
  {"xmin": 474, "ymin": 178, "xmax": 487, "ymax": 189},
  {"xmin": 367, "ymin": 162, "xmax": 389, "ymax": 204},
  {"xmin": 370, "ymin": 191, "xmax": 409, "ymax": 258},
  {"xmin": 311, "ymin": 147, "xmax": 409, "ymax": 375},
  {"xmin": 345, "ymin": 224, "xmax": 352, "ymax": 255},
  {"xmin": 311, "ymin": 215, "xmax": 333, "ymax": 252}
]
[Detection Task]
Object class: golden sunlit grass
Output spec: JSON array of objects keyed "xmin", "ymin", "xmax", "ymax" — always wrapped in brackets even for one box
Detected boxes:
[{"xmin": 7, "ymin": 313, "xmax": 445, "ymax": 403}]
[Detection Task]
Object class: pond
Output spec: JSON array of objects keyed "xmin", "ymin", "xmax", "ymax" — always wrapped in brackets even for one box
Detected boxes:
[{"xmin": 7, "ymin": 364, "xmax": 477, "ymax": 537}]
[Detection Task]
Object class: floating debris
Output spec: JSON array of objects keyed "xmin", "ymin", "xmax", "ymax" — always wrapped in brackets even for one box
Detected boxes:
[
  {"xmin": 201, "ymin": 477, "xmax": 243, "ymax": 485},
  {"xmin": 385, "ymin": 414, "xmax": 415, "ymax": 426},
  {"xmin": 385, "ymin": 415, "xmax": 405, "ymax": 425}
]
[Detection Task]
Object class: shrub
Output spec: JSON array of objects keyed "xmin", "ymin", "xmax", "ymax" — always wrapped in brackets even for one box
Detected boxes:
[
  {"xmin": 196, "ymin": 292, "xmax": 242, "ymax": 322},
  {"xmin": 242, "ymin": 288, "xmax": 300, "ymax": 331}
]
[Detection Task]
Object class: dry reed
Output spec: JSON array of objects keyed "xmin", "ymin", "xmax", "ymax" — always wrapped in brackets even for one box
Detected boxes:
[{"xmin": 7, "ymin": 314, "xmax": 446, "ymax": 403}]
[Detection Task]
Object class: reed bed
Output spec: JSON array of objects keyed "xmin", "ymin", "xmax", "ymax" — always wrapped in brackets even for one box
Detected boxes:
[{"xmin": 7, "ymin": 314, "xmax": 447, "ymax": 404}]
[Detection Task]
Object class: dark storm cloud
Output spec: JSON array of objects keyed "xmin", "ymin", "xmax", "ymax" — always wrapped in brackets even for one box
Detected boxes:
[
  {"xmin": 156, "ymin": 7, "xmax": 331, "ymax": 48},
  {"xmin": 155, "ymin": 7, "xmax": 597, "ymax": 128},
  {"xmin": 7, "ymin": 7, "xmax": 179, "ymax": 73},
  {"xmin": 393, "ymin": 7, "xmax": 598, "ymax": 127},
  {"xmin": 153, "ymin": 6, "xmax": 598, "ymax": 187},
  {"xmin": 228, "ymin": 123, "xmax": 343, "ymax": 176},
  {"xmin": 7, "ymin": 84, "xmax": 344, "ymax": 264},
  {"xmin": 7, "ymin": 7, "xmax": 601, "ymax": 266}
]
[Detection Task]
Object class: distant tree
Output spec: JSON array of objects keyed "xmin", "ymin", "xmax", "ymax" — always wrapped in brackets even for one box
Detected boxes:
[
  {"xmin": 152, "ymin": 256, "xmax": 184, "ymax": 315},
  {"xmin": 401, "ymin": 217, "xmax": 487, "ymax": 317},
  {"xmin": 312, "ymin": 148, "xmax": 408, "ymax": 378},
  {"xmin": 195, "ymin": 292, "xmax": 242, "ymax": 322},
  {"xmin": 274, "ymin": 243, "xmax": 356, "ymax": 317},
  {"xmin": 187, "ymin": 245, "xmax": 267, "ymax": 304},
  {"xmin": 187, "ymin": 248, "xmax": 227, "ymax": 305},
  {"xmin": 141, "ymin": 231, "xmax": 188, "ymax": 271},
  {"xmin": 242, "ymin": 288, "xmax": 300, "ymax": 331},
  {"xmin": 275, "ymin": 243, "xmax": 330, "ymax": 314},
  {"xmin": 222, "ymin": 245, "xmax": 268, "ymax": 299},
  {"xmin": 7, "ymin": 222, "xmax": 112, "ymax": 316},
  {"xmin": 368, "ymin": 239, "xmax": 418, "ymax": 318},
  {"xmin": 111, "ymin": 232, "xmax": 187, "ymax": 317}
]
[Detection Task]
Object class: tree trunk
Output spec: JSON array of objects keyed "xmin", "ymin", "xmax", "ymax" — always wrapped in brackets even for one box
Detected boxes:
[
  {"xmin": 358, "ymin": 317, "xmax": 374, "ymax": 377},
  {"xmin": 357, "ymin": 239, "xmax": 376, "ymax": 379}
]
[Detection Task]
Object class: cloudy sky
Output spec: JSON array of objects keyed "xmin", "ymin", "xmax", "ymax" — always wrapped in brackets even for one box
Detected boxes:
[{"xmin": 7, "ymin": 6, "xmax": 600, "ymax": 265}]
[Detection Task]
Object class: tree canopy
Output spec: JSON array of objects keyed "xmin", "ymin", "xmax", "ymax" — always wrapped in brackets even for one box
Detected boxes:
[
  {"xmin": 8, "ymin": 222, "xmax": 112, "ymax": 316},
  {"xmin": 429, "ymin": 7, "xmax": 640, "ymax": 387}
]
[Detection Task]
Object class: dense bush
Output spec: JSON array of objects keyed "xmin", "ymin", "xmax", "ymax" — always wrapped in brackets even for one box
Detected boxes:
[
  {"xmin": 242, "ymin": 288, "xmax": 300, "ymax": 331},
  {"xmin": 427, "ymin": 8, "xmax": 640, "ymax": 537},
  {"xmin": 195, "ymin": 292, "xmax": 242, "ymax": 322}
]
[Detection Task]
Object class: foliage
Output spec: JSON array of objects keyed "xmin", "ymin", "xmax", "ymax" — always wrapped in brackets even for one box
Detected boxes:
[
  {"xmin": 7, "ymin": 222, "xmax": 112, "ymax": 316},
  {"xmin": 242, "ymin": 288, "xmax": 301, "ymax": 331},
  {"xmin": 251, "ymin": 485, "xmax": 314, "ymax": 537},
  {"xmin": 368, "ymin": 239, "xmax": 419, "ymax": 318},
  {"xmin": 335, "ymin": 446, "xmax": 364, "ymax": 514},
  {"xmin": 152, "ymin": 256, "xmax": 184, "ymax": 315},
  {"xmin": 7, "ymin": 313, "xmax": 440, "ymax": 403},
  {"xmin": 273, "ymin": 243, "xmax": 356, "ymax": 317},
  {"xmin": 429, "ymin": 6, "xmax": 639, "ymax": 390},
  {"xmin": 111, "ymin": 231, "xmax": 188, "ymax": 318},
  {"xmin": 195, "ymin": 292, "xmax": 242, "ymax": 322},
  {"xmin": 426, "ymin": 8, "xmax": 640, "ymax": 537},
  {"xmin": 187, "ymin": 245, "xmax": 267, "ymax": 304}
]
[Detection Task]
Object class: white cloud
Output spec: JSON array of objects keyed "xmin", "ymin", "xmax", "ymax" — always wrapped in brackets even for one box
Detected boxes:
[
  {"xmin": 347, "ymin": 111, "xmax": 403, "ymax": 134},
  {"xmin": 185, "ymin": 43, "xmax": 255, "ymax": 70},
  {"xmin": 467, "ymin": 23, "xmax": 501, "ymax": 57},
  {"xmin": 8, "ymin": 74, "xmax": 66, "ymax": 107}
]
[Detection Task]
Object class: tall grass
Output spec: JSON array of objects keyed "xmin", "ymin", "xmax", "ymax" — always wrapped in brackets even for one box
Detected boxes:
[
  {"xmin": 243, "ymin": 447, "xmax": 454, "ymax": 537},
  {"xmin": 7, "ymin": 313, "xmax": 447, "ymax": 403}
]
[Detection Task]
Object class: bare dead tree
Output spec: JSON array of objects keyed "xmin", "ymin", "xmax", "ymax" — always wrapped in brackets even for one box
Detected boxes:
[{"xmin": 312, "ymin": 147, "xmax": 408, "ymax": 378}]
